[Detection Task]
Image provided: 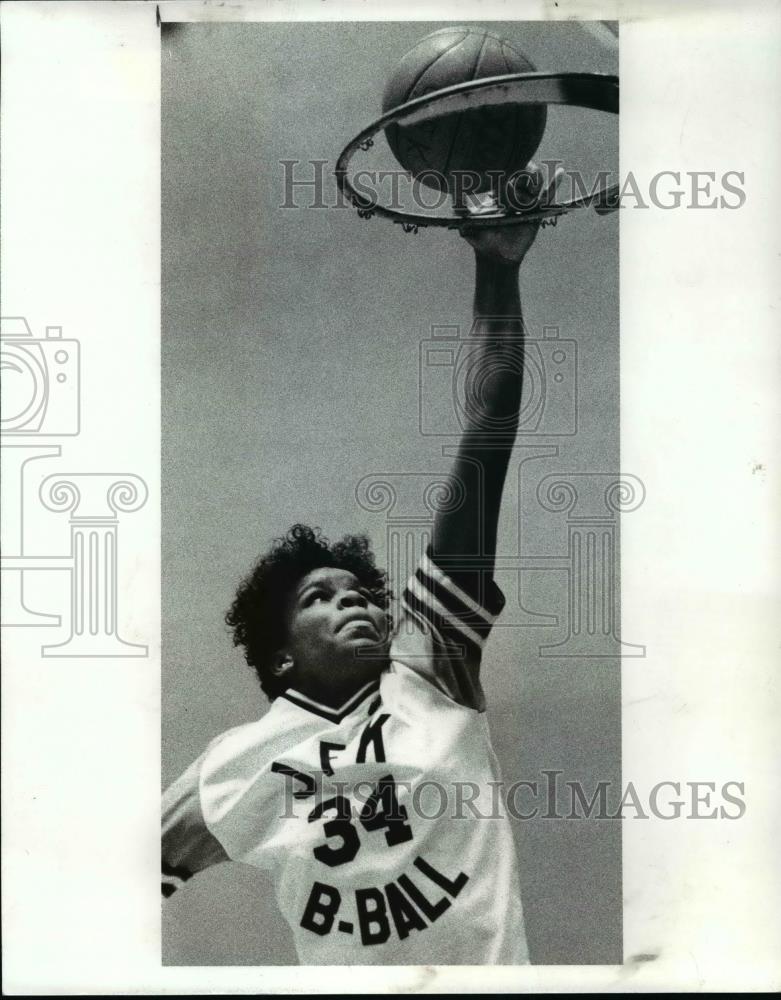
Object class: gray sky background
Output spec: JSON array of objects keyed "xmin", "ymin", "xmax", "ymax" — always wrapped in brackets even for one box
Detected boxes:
[{"xmin": 162, "ymin": 21, "xmax": 619, "ymax": 965}]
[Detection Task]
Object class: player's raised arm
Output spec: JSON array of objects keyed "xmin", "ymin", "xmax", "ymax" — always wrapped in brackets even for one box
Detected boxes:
[{"xmin": 431, "ymin": 168, "xmax": 556, "ymax": 597}]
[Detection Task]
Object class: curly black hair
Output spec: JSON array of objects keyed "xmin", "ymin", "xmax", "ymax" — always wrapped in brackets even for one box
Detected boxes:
[{"xmin": 225, "ymin": 524, "xmax": 392, "ymax": 701}]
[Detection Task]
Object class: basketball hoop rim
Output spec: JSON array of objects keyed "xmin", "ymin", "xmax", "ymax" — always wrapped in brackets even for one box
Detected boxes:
[{"xmin": 335, "ymin": 71, "xmax": 619, "ymax": 231}]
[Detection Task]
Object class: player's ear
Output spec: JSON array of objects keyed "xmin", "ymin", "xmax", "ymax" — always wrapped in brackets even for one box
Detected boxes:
[{"xmin": 271, "ymin": 650, "xmax": 294, "ymax": 679}]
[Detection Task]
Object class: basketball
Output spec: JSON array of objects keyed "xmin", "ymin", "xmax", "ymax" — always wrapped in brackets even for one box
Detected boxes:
[{"xmin": 382, "ymin": 27, "xmax": 547, "ymax": 194}]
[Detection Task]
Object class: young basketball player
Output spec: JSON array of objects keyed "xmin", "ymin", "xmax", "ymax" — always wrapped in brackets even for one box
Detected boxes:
[{"xmin": 162, "ymin": 169, "xmax": 558, "ymax": 965}]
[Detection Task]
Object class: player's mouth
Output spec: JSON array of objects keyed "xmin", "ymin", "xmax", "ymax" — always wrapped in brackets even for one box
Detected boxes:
[{"xmin": 336, "ymin": 613, "xmax": 378, "ymax": 636}]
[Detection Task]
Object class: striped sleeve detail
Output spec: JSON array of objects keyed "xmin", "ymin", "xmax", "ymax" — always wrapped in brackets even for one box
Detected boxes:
[
  {"xmin": 390, "ymin": 547, "xmax": 506, "ymax": 711},
  {"xmin": 403, "ymin": 549, "xmax": 504, "ymax": 651},
  {"xmin": 404, "ymin": 576, "xmax": 483, "ymax": 651}
]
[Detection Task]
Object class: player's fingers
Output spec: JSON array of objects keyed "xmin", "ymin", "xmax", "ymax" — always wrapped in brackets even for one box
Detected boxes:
[
  {"xmin": 507, "ymin": 161, "xmax": 543, "ymax": 208},
  {"xmin": 540, "ymin": 164, "xmax": 565, "ymax": 206},
  {"xmin": 502, "ymin": 160, "xmax": 563, "ymax": 214},
  {"xmin": 508, "ymin": 162, "xmax": 565, "ymax": 212}
]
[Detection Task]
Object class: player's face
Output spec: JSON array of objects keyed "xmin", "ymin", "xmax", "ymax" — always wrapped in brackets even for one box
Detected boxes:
[{"xmin": 281, "ymin": 566, "xmax": 389, "ymax": 698}]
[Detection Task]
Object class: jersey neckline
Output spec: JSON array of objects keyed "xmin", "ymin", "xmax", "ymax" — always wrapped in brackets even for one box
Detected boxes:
[{"xmin": 279, "ymin": 677, "xmax": 381, "ymax": 723}]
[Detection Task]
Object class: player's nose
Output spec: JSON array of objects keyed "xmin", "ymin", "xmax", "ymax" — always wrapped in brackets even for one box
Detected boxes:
[{"xmin": 337, "ymin": 589, "xmax": 368, "ymax": 610}]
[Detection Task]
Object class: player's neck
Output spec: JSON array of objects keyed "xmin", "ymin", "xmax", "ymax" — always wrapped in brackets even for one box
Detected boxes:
[{"xmin": 290, "ymin": 669, "xmax": 383, "ymax": 710}]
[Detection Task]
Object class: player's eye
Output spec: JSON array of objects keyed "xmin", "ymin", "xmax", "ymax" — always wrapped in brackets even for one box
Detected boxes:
[{"xmin": 303, "ymin": 588, "xmax": 327, "ymax": 606}]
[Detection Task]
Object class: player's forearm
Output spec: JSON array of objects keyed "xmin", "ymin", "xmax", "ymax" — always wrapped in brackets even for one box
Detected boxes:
[
  {"xmin": 431, "ymin": 254, "xmax": 526, "ymax": 581},
  {"xmin": 463, "ymin": 253, "xmax": 526, "ymax": 437},
  {"xmin": 472, "ymin": 255, "xmax": 524, "ymax": 333}
]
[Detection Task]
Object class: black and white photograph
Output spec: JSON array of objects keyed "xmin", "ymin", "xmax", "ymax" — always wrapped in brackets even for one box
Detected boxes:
[{"xmin": 161, "ymin": 20, "xmax": 621, "ymax": 967}]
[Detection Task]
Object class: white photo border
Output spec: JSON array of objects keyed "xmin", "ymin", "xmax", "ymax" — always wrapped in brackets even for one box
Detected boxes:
[{"xmin": 2, "ymin": 0, "xmax": 780, "ymax": 993}]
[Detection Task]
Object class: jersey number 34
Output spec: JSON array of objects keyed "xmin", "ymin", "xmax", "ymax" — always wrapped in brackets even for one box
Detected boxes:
[{"xmin": 308, "ymin": 774, "xmax": 413, "ymax": 868}]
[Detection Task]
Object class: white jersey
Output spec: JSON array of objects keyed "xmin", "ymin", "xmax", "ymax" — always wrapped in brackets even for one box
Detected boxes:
[{"xmin": 163, "ymin": 549, "xmax": 528, "ymax": 965}]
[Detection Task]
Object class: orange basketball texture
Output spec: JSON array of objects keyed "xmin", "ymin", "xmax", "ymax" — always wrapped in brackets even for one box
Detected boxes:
[{"xmin": 382, "ymin": 27, "xmax": 547, "ymax": 193}]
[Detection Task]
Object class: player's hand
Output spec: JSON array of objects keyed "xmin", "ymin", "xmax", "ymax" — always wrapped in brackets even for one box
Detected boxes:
[{"xmin": 459, "ymin": 162, "xmax": 564, "ymax": 265}]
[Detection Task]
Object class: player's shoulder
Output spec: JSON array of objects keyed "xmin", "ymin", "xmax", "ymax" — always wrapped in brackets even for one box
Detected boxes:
[
  {"xmin": 382, "ymin": 657, "xmax": 487, "ymax": 722},
  {"xmin": 200, "ymin": 698, "xmax": 303, "ymax": 781},
  {"xmin": 198, "ymin": 700, "xmax": 311, "ymax": 829}
]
